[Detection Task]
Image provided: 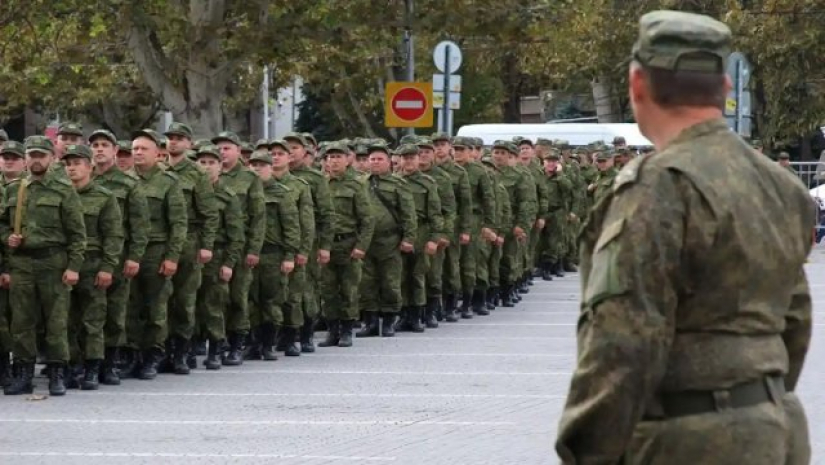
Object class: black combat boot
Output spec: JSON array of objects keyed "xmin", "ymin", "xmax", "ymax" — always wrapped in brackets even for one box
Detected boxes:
[
  {"xmin": 282, "ymin": 327, "xmax": 301, "ymax": 357},
  {"xmin": 65, "ymin": 363, "xmax": 83, "ymax": 389},
  {"xmin": 472, "ymin": 289, "xmax": 490, "ymax": 316},
  {"xmin": 222, "ymin": 333, "xmax": 244, "ymax": 366},
  {"xmin": 173, "ymin": 336, "xmax": 191, "ymax": 375},
  {"xmin": 158, "ymin": 339, "xmax": 175, "ymax": 374},
  {"xmin": 81, "ymin": 360, "xmax": 100, "ymax": 390},
  {"xmin": 260, "ymin": 323, "xmax": 278, "ymax": 361},
  {"xmin": 338, "ymin": 320, "xmax": 353, "ymax": 347},
  {"xmin": 553, "ymin": 260, "xmax": 565, "ymax": 278},
  {"xmin": 460, "ymin": 292, "xmax": 474, "ymax": 319},
  {"xmin": 381, "ymin": 313, "xmax": 397, "ymax": 337},
  {"xmin": 355, "ymin": 312, "xmax": 380, "ymax": 338},
  {"xmin": 193, "ymin": 339, "xmax": 207, "ymax": 356},
  {"xmin": 541, "ymin": 262, "xmax": 554, "ymax": 281},
  {"xmin": 139, "ymin": 349, "xmax": 161, "ymax": 380},
  {"xmin": 434, "ymin": 296, "xmax": 444, "ymax": 321},
  {"xmin": 300, "ymin": 319, "xmax": 315, "ymax": 353},
  {"xmin": 409, "ymin": 307, "xmax": 426, "ymax": 333},
  {"xmin": 243, "ymin": 328, "xmax": 262, "ymax": 361},
  {"xmin": 501, "ymin": 284, "xmax": 515, "ymax": 307},
  {"xmin": 444, "ymin": 294, "xmax": 459, "ymax": 322},
  {"xmin": 518, "ymin": 276, "xmax": 530, "ymax": 294},
  {"xmin": 118, "ymin": 348, "xmax": 138, "ymax": 379},
  {"xmin": 486, "ymin": 287, "xmax": 498, "ymax": 310},
  {"xmin": 317, "ymin": 320, "xmax": 340, "ymax": 347},
  {"xmin": 424, "ymin": 297, "xmax": 439, "ymax": 329},
  {"xmin": 0, "ymin": 352, "xmax": 11, "ymax": 388},
  {"xmin": 3, "ymin": 361, "xmax": 34, "ymax": 395},
  {"xmin": 563, "ymin": 259, "xmax": 578, "ymax": 273},
  {"xmin": 100, "ymin": 347, "xmax": 120, "ymax": 386},
  {"xmin": 49, "ymin": 363, "xmax": 67, "ymax": 396},
  {"xmin": 204, "ymin": 340, "xmax": 222, "ymax": 370},
  {"xmin": 397, "ymin": 307, "xmax": 413, "ymax": 332},
  {"xmin": 527, "ymin": 272, "xmax": 535, "ymax": 286}
]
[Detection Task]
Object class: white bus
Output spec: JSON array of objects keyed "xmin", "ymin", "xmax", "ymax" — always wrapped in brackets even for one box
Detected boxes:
[{"xmin": 456, "ymin": 123, "xmax": 652, "ymax": 147}]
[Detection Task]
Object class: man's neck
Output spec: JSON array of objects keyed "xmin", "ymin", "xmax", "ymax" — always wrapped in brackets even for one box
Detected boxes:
[
  {"xmin": 223, "ymin": 160, "xmax": 238, "ymax": 172},
  {"xmin": 168, "ymin": 153, "xmax": 186, "ymax": 166},
  {"xmin": 96, "ymin": 161, "xmax": 115, "ymax": 174},
  {"xmin": 136, "ymin": 163, "xmax": 156, "ymax": 175},
  {"xmin": 272, "ymin": 168, "xmax": 289, "ymax": 179},
  {"xmin": 73, "ymin": 177, "xmax": 92, "ymax": 189},
  {"xmin": 644, "ymin": 109, "xmax": 723, "ymax": 151},
  {"xmin": 402, "ymin": 169, "xmax": 419, "ymax": 176}
]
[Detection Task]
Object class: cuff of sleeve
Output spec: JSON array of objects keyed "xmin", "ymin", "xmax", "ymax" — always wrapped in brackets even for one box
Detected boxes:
[
  {"xmin": 164, "ymin": 253, "xmax": 180, "ymax": 263},
  {"xmin": 99, "ymin": 264, "xmax": 115, "ymax": 274}
]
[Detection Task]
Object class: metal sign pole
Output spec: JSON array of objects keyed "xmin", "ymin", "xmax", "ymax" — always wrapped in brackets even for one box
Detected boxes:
[{"xmin": 443, "ymin": 46, "xmax": 451, "ymax": 134}]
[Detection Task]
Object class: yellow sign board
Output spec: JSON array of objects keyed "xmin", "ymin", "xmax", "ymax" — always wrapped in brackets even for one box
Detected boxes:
[
  {"xmin": 384, "ymin": 82, "xmax": 434, "ymax": 128},
  {"xmin": 725, "ymin": 98, "xmax": 736, "ymax": 112}
]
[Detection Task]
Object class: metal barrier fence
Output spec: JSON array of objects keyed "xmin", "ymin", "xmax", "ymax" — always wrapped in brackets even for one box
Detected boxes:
[{"xmin": 794, "ymin": 162, "xmax": 825, "ymax": 239}]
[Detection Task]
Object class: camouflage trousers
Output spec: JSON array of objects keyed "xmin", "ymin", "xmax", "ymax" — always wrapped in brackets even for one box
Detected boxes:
[
  {"xmin": 487, "ymin": 242, "xmax": 503, "ymax": 289},
  {"xmin": 227, "ymin": 259, "xmax": 253, "ymax": 335},
  {"xmin": 359, "ymin": 233, "xmax": 403, "ymax": 314},
  {"xmin": 401, "ymin": 249, "xmax": 430, "ymax": 308},
  {"xmin": 322, "ymin": 236, "xmax": 363, "ymax": 321},
  {"xmin": 195, "ymin": 248, "xmax": 229, "ymax": 342},
  {"xmin": 499, "ymin": 234, "xmax": 522, "ymax": 286},
  {"xmin": 426, "ymin": 248, "xmax": 445, "ymax": 298},
  {"xmin": 475, "ymin": 239, "xmax": 492, "ymax": 290},
  {"xmin": 283, "ymin": 264, "xmax": 306, "ymax": 329},
  {"xmin": 302, "ymin": 243, "xmax": 321, "ymax": 321},
  {"xmin": 459, "ymin": 219, "xmax": 479, "ymax": 293},
  {"xmin": 539, "ymin": 210, "xmax": 566, "ymax": 264},
  {"xmin": 167, "ymin": 234, "xmax": 203, "ymax": 341},
  {"xmin": 564, "ymin": 218, "xmax": 580, "ymax": 264},
  {"xmin": 104, "ymin": 261, "xmax": 130, "ymax": 349},
  {"xmin": 248, "ymin": 246, "xmax": 289, "ymax": 328},
  {"xmin": 526, "ymin": 222, "xmax": 541, "ymax": 273},
  {"xmin": 68, "ymin": 257, "xmax": 107, "ymax": 363},
  {"xmin": 8, "ymin": 250, "xmax": 71, "ymax": 363},
  {"xmin": 622, "ymin": 392, "xmax": 807, "ymax": 464},
  {"xmin": 127, "ymin": 243, "xmax": 173, "ymax": 352},
  {"xmin": 0, "ymin": 289, "xmax": 10, "ymax": 353}
]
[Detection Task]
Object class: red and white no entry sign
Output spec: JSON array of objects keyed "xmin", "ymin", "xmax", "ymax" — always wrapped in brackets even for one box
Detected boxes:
[{"xmin": 384, "ymin": 82, "xmax": 433, "ymax": 128}]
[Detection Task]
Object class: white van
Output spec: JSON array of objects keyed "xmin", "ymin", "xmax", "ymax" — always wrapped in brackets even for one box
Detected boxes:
[{"xmin": 456, "ymin": 123, "xmax": 653, "ymax": 147}]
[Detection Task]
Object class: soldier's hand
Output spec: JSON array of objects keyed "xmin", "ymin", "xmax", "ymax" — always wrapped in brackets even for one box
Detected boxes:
[
  {"xmin": 399, "ymin": 241, "xmax": 414, "ymax": 253},
  {"xmin": 535, "ymin": 219, "xmax": 546, "ymax": 230},
  {"xmin": 437, "ymin": 237, "xmax": 450, "ymax": 249},
  {"xmin": 494, "ymin": 236, "xmax": 505, "ymax": 247},
  {"xmin": 587, "ymin": 183, "xmax": 595, "ymax": 192},
  {"xmin": 0, "ymin": 273, "xmax": 10, "ymax": 289},
  {"xmin": 63, "ymin": 269, "xmax": 79, "ymax": 286},
  {"xmin": 219, "ymin": 266, "xmax": 233, "ymax": 283},
  {"xmin": 424, "ymin": 241, "xmax": 438, "ymax": 255},
  {"xmin": 123, "ymin": 260, "xmax": 140, "ymax": 279},
  {"xmin": 481, "ymin": 227, "xmax": 495, "ymax": 242},
  {"xmin": 296, "ymin": 254, "xmax": 309, "ymax": 266},
  {"xmin": 159, "ymin": 260, "xmax": 178, "ymax": 277},
  {"xmin": 246, "ymin": 254, "xmax": 260, "ymax": 268},
  {"xmin": 317, "ymin": 249, "xmax": 331, "ymax": 265},
  {"xmin": 95, "ymin": 271, "xmax": 113, "ymax": 290},
  {"xmin": 459, "ymin": 233, "xmax": 471, "ymax": 245},
  {"xmin": 350, "ymin": 248, "xmax": 365, "ymax": 260},
  {"xmin": 197, "ymin": 249, "xmax": 213, "ymax": 264},
  {"xmin": 7, "ymin": 233, "xmax": 22, "ymax": 248},
  {"xmin": 513, "ymin": 227, "xmax": 527, "ymax": 242},
  {"xmin": 281, "ymin": 260, "xmax": 295, "ymax": 274}
]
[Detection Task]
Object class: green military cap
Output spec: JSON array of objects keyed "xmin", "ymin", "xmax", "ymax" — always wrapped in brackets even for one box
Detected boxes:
[
  {"xmin": 595, "ymin": 151, "xmax": 614, "ymax": 161},
  {"xmin": 573, "ymin": 147, "xmax": 587, "ymax": 155},
  {"xmin": 185, "ymin": 149, "xmax": 198, "ymax": 160},
  {"xmin": 240, "ymin": 142, "xmax": 254, "ymax": 154},
  {"xmin": 555, "ymin": 139, "xmax": 570, "ymax": 149},
  {"xmin": 452, "ymin": 136, "xmax": 474, "ymax": 148},
  {"xmin": 63, "ymin": 144, "xmax": 93, "ymax": 160},
  {"xmin": 323, "ymin": 141, "xmax": 350, "ymax": 156},
  {"xmin": 633, "ymin": 10, "xmax": 731, "ymax": 73},
  {"xmin": 196, "ymin": 144, "xmax": 221, "ymax": 160},
  {"xmin": 0, "ymin": 129, "xmax": 8, "ymax": 141},
  {"xmin": 481, "ymin": 148, "xmax": 492, "ymax": 157},
  {"xmin": 25, "ymin": 135, "xmax": 55, "ymax": 154},
  {"xmin": 431, "ymin": 132, "xmax": 452, "ymax": 143},
  {"xmin": 778, "ymin": 151, "xmax": 790, "ymax": 160},
  {"xmin": 570, "ymin": 152, "xmax": 581, "ymax": 160},
  {"xmin": 212, "ymin": 131, "xmax": 241, "ymax": 146},
  {"xmin": 545, "ymin": 148, "xmax": 561, "ymax": 160},
  {"xmin": 57, "ymin": 121, "xmax": 84, "ymax": 137},
  {"xmin": 283, "ymin": 132, "xmax": 307, "ymax": 146},
  {"xmin": 395, "ymin": 144, "xmax": 420, "ymax": 157},
  {"xmin": 248, "ymin": 150, "xmax": 272, "ymax": 165},
  {"xmin": 164, "ymin": 122, "xmax": 193, "ymax": 139},
  {"xmin": 614, "ymin": 147, "xmax": 632, "ymax": 156},
  {"xmin": 612, "ymin": 136, "xmax": 626, "ymax": 145},
  {"xmin": 354, "ymin": 143, "xmax": 369, "ymax": 157},
  {"xmin": 192, "ymin": 138, "xmax": 211, "ymax": 151},
  {"xmin": 1, "ymin": 140, "xmax": 25, "ymax": 158},
  {"xmin": 368, "ymin": 143, "xmax": 391, "ymax": 155},
  {"xmin": 514, "ymin": 136, "xmax": 533, "ymax": 147},
  {"xmin": 159, "ymin": 136, "xmax": 168, "ymax": 148},
  {"xmin": 132, "ymin": 128, "xmax": 163, "ymax": 146},
  {"xmin": 399, "ymin": 135, "xmax": 418, "ymax": 145},
  {"xmin": 473, "ymin": 137, "xmax": 485, "ymax": 148},
  {"xmin": 254, "ymin": 138, "xmax": 270, "ymax": 150},
  {"xmin": 481, "ymin": 157, "xmax": 497, "ymax": 170},
  {"xmin": 302, "ymin": 133, "xmax": 317, "ymax": 147},
  {"xmin": 117, "ymin": 140, "xmax": 132, "ymax": 153},
  {"xmin": 89, "ymin": 129, "xmax": 117, "ymax": 145},
  {"xmin": 269, "ymin": 139, "xmax": 290, "ymax": 152},
  {"xmin": 751, "ymin": 138, "xmax": 763, "ymax": 148},
  {"xmin": 492, "ymin": 140, "xmax": 518, "ymax": 155},
  {"xmin": 536, "ymin": 138, "xmax": 553, "ymax": 147},
  {"xmin": 415, "ymin": 137, "xmax": 435, "ymax": 150}
]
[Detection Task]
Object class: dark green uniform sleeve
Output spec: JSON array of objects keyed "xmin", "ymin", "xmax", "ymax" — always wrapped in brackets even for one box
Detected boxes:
[
  {"xmin": 280, "ymin": 191, "xmax": 302, "ymax": 259},
  {"xmin": 396, "ymin": 181, "xmax": 417, "ymax": 245},
  {"xmin": 438, "ymin": 175, "xmax": 456, "ymax": 238},
  {"xmin": 194, "ymin": 171, "xmax": 219, "ymax": 251},
  {"xmin": 0, "ymin": 184, "xmax": 12, "ymax": 248},
  {"xmin": 499, "ymin": 185, "xmax": 512, "ymax": 232},
  {"xmin": 298, "ymin": 185, "xmax": 316, "ymax": 258},
  {"xmin": 99, "ymin": 194, "xmax": 124, "ymax": 274},
  {"xmin": 164, "ymin": 183, "xmax": 188, "ymax": 263},
  {"xmin": 427, "ymin": 182, "xmax": 443, "ymax": 243},
  {"xmin": 456, "ymin": 169, "xmax": 473, "ymax": 235},
  {"xmin": 246, "ymin": 176, "xmax": 266, "ymax": 256},
  {"xmin": 222, "ymin": 193, "xmax": 245, "ymax": 269},
  {"xmin": 534, "ymin": 170, "xmax": 550, "ymax": 220},
  {"xmin": 354, "ymin": 182, "xmax": 375, "ymax": 252},
  {"xmin": 314, "ymin": 175, "xmax": 333, "ymax": 251},
  {"xmin": 62, "ymin": 189, "xmax": 88, "ymax": 272},
  {"xmin": 783, "ymin": 269, "xmax": 812, "ymax": 392},
  {"xmin": 478, "ymin": 168, "xmax": 496, "ymax": 230},
  {"xmin": 515, "ymin": 172, "xmax": 538, "ymax": 231},
  {"xmin": 125, "ymin": 185, "xmax": 150, "ymax": 263}
]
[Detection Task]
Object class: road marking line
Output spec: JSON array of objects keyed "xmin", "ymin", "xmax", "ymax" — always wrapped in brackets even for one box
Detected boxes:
[
  {"xmin": 78, "ymin": 392, "xmax": 565, "ymax": 399},
  {"xmin": 193, "ymin": 370, "xmax": 569, "ymax": 376},
  {"xmin": 0, "ymin": 452, "xmax": 396, "ymax": 462},
  {"xmin": 0, "ymin": 419, "xmax": 515, "ymax": 427}
]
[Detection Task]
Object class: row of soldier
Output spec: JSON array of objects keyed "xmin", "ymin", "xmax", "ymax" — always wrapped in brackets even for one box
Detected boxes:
[{"xmin": 0, "ymin": 123, "xmax": 641, "ymax": 396}]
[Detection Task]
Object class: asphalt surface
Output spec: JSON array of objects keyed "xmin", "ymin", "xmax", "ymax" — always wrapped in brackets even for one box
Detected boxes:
[{"xmin": 1, "ymin": 249, "xmax": 823, "ymax": 465}]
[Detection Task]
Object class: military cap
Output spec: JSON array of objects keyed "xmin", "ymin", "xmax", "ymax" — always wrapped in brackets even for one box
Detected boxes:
[
  {"xmin": 283, "ymin": 132, "xmax": 307, "ymax": 146},
  {"xmin": 132, "ymin": 128, "xmax": 162, "ymax": 147},
  {"xmin": 192, "ymin": 139, "xmax": 211, "ymax": 151},
  {"xmin": 395, "ymin": 144, "xmax": 420, "ymax": 157},
  {"xmin": 614, "ymin": 147, "xmax": 631, "ymax": 156},
  {"xmin": 595, "ymin": 151, "xmax": 614, "ymax": 161},
  {"xmin": 1, "ymin": 140, "xmax": 25, "ymax": 158},
  {"xmin": 555, "ymin": 139, "xmax": 570, "ymax": 149},
  {"xmin": 612, "ymin": 136, "xmax": 626, "ymax": 145},
  {"xmin": 25, "ymin": 135, "xmax": 55, "ymax": 154},
  {"xmin": 536, "ymin": 138, "xmax": 553, "ymax": 147},
  {"xmin": 117, "ymin": 140, "xmax": 132, "ymax": 153},
  {"xmin": 473, "ymin": 137, "xmax": 485, "ymax": 148},
  {"xmin": 778, "ymin": 151, "xmax": 790, "ymax": 160},
  {"xmin": 269, "ymin": 139, "xmax": 290, "ymax": 153},
  {"xmin": 573, "ymin": 147, "xmax": 588, "ymax": 155},
  {"xmin": 248, "ymin": 150, "xmax": 273, "ymax": 165},
  {"xmin": 303, "ymin": 133, "xmax": 317, "ymax": 147},
  {"xmin": 0, "ymin": 129, "xmax": 8, "ymax": 141},
  {"xmin": 159, "ymin": 136, "xmax": 168, "ymax": 148},
  {"xmin": 399, "ymin": 135, "xmax": 419, "ymax": 145},
  {"xmin": 569, "ymin": 152, "xmax": 581, "ymax": 160},
  {"xmin": 431, "ymin": 132, "xmax": 452, "ymax": 143},
  {"xmin": 514, "ymin": 136, "xmax": 534, "ymax": 147},
  {"xmin": 452, "ymin": 136, "xmax": 474, "ymax": 148},
  {"xmin": 254, "ymin": 138, "xmax": 270, "ymax": 150},
  {"xmin": 492, "ymin": 140, "xmax": 518, "ymax": 155},
  {"xmin": 185, "ymin": 149, "xmax": 198, "ymax": 160},
  {"xmin": 633, "ymin": 10, "xmax": 731, "ymax": 73},
  {"xmin": 354, "ymin": 144, "xmax": 370, "ymax": 157},
  {"xmin": 240, "ymin": 142, "xmax": 255, "ymax": 154},
  {"xmin": 57, "ymin": 122, "xmax": 84, "ymax": 137},
  {"xmin": 323, "ymin": 141, "xmax": 350, "ymax": 156},
  {"xmin": 63, "ymin": 144, "xmax": 93, "ymax": 160},
  {"xmin": 481, "ymin": 157, "xmax": 497, "ymax": 170},
  {"xmin": 164, "ymin": 122, "xmax": 193, "ymax": 139},
  {"xmin": 211, "ymin": 131, "xmax": 241, "ymax": 146},
  {"xmin": 545, "ymin": 148, "xmax": 561, "ymax": 160},
  {"xmin": 367, "ymin": 140, "xmax": 392, "ymax": 155},
  {"xmin": 751, "ymin": 139, "xmax": 763, "ymax": 148},
  {"xmin": 196, "ymin": 144, "xmax": 221, "ymax": 160},
  {"xmin": 89, "ymin": 129, "xmax": 117, "ymax": 145},
  {"xmin": 416, "ymin": 137, "xmax": 435, "ymax": 150}
]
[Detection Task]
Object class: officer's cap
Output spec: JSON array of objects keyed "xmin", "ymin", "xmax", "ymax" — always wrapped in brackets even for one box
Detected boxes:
[
  {"xmin": 492, "ymin": 140, "xmax": 518, "ymax": 155},
  {"xmin": 25, "ymin": 135, "xmax": 55, "ymax": 154},
  {"xmin": 89, "ymin": 129, "xmax": 117, "ymax": 145},
  {"xmin": 63, "ymin": 144, "xmax": 93, "ymax": 161},
  {"xmin": 132, "ymin": 128, "xmax": 163, "ymax": 147},
  {"xmin": 395, "ymin": 144, "xmax": 420, "ymax": 157},
  {"xmin": 211, "ymin": 131, "xmax": 241, "ymax": 147},
  {"xmin": 195, "ymin": 145, "xmax": 221, "ymax": 160},
  {"xmin": 248, "ymin": 150, "xmax": 273, "ymax": 165},
  {"xmin": 164, "ymin": 122, "xmax": 193, "ymax": 139},
  {"xmin": 57, "ymin": 122, "xmax": 84, "ymax": 137},
  {"xmin": 633, "ymin": 10, "xmax": 731, "ymax": 73},
  {"xmin": 283, "ymin": 132, "xmax": 307, "ymax": 147},
  {"xmin": 431, "ymin": 132, "xmax": 452, "ymax": 143},
  {"xmin": 0, "ymin": 141, "xmax": 25, "ymax": 158}
]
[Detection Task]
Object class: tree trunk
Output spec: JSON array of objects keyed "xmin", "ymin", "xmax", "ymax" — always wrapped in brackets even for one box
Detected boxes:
[
  {"xmin": 591, "ymin": 78, "xmax": 620, "ymax": 123},
  {"xmin": 500, "ymin": 52, "xmax": 522, "ymax": 123}
]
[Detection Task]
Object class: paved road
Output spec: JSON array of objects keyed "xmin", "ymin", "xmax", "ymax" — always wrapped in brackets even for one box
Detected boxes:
[{"xmin": 1, "ymin": 249, "xmax": 824, "ymax": 464}]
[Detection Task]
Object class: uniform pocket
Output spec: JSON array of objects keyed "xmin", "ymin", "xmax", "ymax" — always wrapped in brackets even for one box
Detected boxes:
[{"xmin": 34, "ymin": 196, "xmax": 63, "ymax": 228}]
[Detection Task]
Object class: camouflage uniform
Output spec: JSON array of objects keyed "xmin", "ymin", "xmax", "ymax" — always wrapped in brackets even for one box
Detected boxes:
[
  {"xmin": 0, "ymin": 141, "xmax": 24, "ymax": 387},
  {"xmin": 538, "ymin": 152, "xmax": 574, "ymax": 278},
  {"xmin": 556, "ymin": 12, "xmax": 815, "ymax": 464},
  {"xmin": 481, "ymin": 158, "xmax": 511, "ymax": 308}
]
